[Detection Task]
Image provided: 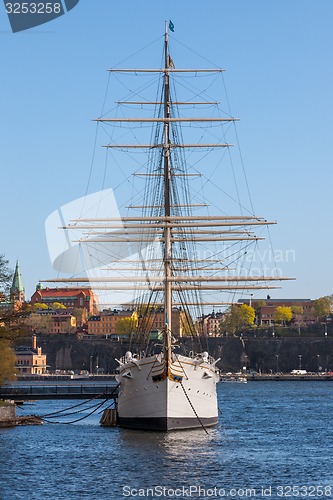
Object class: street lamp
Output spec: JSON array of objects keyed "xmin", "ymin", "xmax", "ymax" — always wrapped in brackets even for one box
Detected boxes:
[
  {"xmin": 276, "ymin": 354, "xmax": 279, "ymax": 374},
  {"xmin": 317, "ymin": 354, "xmax": 320, "ymax": 373},
  {"xmin": 298, "ymin": 354, "xmax": 302, "ymax": 371},
  {"xmin": 324, "ymin": 323, "xmax": 328, "ymax": 337},
  {"xmin": 243, "ymin": 355, "xmax": 248, "ymax": 372},
  {"xmin": 90, "ymin": 355, "xmax": 93, "ymax": 374}
]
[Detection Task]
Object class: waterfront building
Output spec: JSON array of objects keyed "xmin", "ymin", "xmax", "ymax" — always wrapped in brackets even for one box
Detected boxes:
[{"xmin": 15, "ymin": 335, "xmax": 47, "ymax": 375}]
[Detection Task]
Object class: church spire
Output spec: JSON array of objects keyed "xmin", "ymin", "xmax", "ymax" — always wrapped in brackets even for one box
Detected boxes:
[{"xmin": 10, "ymin": 260, "xmax": 25, "ymax": 303}]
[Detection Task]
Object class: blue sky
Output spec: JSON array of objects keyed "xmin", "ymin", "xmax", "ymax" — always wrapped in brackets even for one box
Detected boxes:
[{"xmin": 1, "ymin": 0, "xmax": 332, "ymax": 302}]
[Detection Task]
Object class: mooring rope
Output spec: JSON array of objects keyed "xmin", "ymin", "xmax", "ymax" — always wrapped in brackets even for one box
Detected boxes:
[
  {"xmin": 39, "ymin": 384, "xmax": 120, "ymax": 423},
  {"xmin": 42, "ymin": 398, "xmax": 109, "ymax": 425},
  {"xmin": 40, "ymin": 393, "xmax": 105, "ymax": 418},
  {"xmin": 42, "ymin": 401, "xmax": 107, "ymax": 419},
  {"xmin": 179, "ymin": 381, "xmax": 208, "ymax": 435}
]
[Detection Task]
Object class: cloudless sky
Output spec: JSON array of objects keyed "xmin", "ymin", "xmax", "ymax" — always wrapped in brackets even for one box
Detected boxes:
[{"xmin": 1, "ymin": 0, "xmax": 332, "ymax": 302}]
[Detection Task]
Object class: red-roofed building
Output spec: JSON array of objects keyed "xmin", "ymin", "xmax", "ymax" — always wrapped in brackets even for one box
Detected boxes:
[{"xmin": 31, "ymin": 286, "xmax": 98, "ymax": 314}]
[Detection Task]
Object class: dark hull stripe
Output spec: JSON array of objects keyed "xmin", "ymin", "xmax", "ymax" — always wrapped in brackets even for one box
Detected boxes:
[{"xmin": 118, "ymin": 415, "xmax": 218, "ymax": 431}]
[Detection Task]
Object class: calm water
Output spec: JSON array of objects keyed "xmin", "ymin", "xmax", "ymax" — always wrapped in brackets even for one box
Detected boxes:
[{"xmin": 0, "ymin": 382, "xmax": 332, "ymax": 499}]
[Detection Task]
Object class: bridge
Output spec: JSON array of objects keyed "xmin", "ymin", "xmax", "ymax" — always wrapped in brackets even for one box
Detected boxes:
[{"xmin": 0, "ymin": 384, "xmax": 119, "ymax": 401}]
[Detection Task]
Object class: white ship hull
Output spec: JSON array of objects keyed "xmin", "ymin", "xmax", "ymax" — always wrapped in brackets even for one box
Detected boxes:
[{"xmin": 116, "ymin": 353, "xmax": 219, "ymax": 431}]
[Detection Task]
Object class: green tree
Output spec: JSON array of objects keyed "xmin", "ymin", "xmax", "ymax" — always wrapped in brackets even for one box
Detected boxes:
[
  {"xmin": 313, "ymin": 296, "xmax": 332, "ymax": 319},
  {"xmin": 72, "ymin": 308, "xmax": 88, "ymax": 327},
  {"xmin": 274, "ymin": 306, "xmax": 292, "ymax": 324},
  {"xmin": 116, "ymin": 317, "xmax": 137, "ymax": 336},
  {"xmin": 0, "ymin": 338, "xmax": 16, "ymax": 385},
  {"xmin": 291, "ymin": 305, "xmax": 304, "ymax": 323},
  {"xmin": 291, "ymin": 305, "xmax": 304, "ymax": 316},
  {"xmin": 33, "ymin": 302, "xmax": 48, "ymax": 310},
  {"xmin": 52, "ymin": 302, "xmax": 66, "ymax": 310},
  {"xmin": 0, "ymin": 306, "xmax": 31, "ymax": 385},
  {"xmin": 221, "ymin": 304, "xmax": 255, "ymax": 335},
  {"xmin": 0, "ymin": 254, "xmax": 30, "ymax": 385},
  {"xmin": 253, "ymin": 300, "xmax": 266, "ymax": 309},
  {"xmin": 182, "ymin": 316, "xmax": 196, "ymax": 336}
]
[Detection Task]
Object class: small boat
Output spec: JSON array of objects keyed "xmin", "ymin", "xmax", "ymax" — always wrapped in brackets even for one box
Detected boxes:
[{"xmin": 220, "ymin": 376, "xmax": 248, "ymax": 384}]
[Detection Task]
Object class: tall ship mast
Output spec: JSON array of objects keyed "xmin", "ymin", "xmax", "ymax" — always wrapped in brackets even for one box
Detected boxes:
[{"xmin": 43, "ymin": 22, "xmax": 291, "ymax": 430}]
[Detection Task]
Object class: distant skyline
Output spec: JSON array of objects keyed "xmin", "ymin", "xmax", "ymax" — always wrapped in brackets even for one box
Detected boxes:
[{"xmin": 1, "ymin": 0, "xmax": 332, "ymax": 302}]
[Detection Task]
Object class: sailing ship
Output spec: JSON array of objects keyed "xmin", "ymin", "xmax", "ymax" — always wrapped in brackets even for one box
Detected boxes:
[{"xmin": 44, "ymin": 22, "xmax": 290, "ymax": 430}]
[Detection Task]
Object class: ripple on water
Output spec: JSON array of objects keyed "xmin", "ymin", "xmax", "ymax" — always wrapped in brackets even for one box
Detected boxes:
[{"xmin": 0, "ymin": 382, "xmax": 332, "ymax": 499}]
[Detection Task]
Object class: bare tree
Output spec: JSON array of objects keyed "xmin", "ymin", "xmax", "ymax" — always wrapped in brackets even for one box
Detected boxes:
[{"xmin": 0, "ymin": 254, "xmax": 13, "ymax": 298}]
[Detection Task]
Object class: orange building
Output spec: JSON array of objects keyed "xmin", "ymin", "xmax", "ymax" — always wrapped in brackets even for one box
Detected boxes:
[
  {"xmin": 88, "ymin": 310, "xmax": 135, "ymax": 336},
  {"xmin": 87, "ymin": 308, "xmax": 187, "ymax": 337}
]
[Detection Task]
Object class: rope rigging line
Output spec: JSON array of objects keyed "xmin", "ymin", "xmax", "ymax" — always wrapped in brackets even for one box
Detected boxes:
[
  {"xmin": 179, "ymin": 381, "xmax": 209, "ymax": 435},
  {"xmin": 219, "ymin": 71, "xmax": 255, "ymax": 216},
  {"xmin": 109, "ymin": 34, "xmax": 163, "ymax": 71}
]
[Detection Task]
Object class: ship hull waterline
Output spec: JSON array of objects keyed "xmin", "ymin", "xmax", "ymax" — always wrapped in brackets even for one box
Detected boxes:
[{"xmin": 118, "ymin": 416, "xmax": 218, "ymax": 431}]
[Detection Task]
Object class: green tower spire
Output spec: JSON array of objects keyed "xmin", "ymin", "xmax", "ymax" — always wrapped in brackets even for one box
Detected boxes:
[{"xmin": 10, "ymin": 260, "xmax": 25, "ymax": 303}]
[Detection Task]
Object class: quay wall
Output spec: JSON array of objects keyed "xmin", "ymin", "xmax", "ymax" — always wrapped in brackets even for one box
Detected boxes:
[
  {"xmin": 15, "ymin": 335, "xmax": 333, "ymax": 374},
  {"xmin": 0, "ymin": 402, "xmax": 16, "ymax": 427}
]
